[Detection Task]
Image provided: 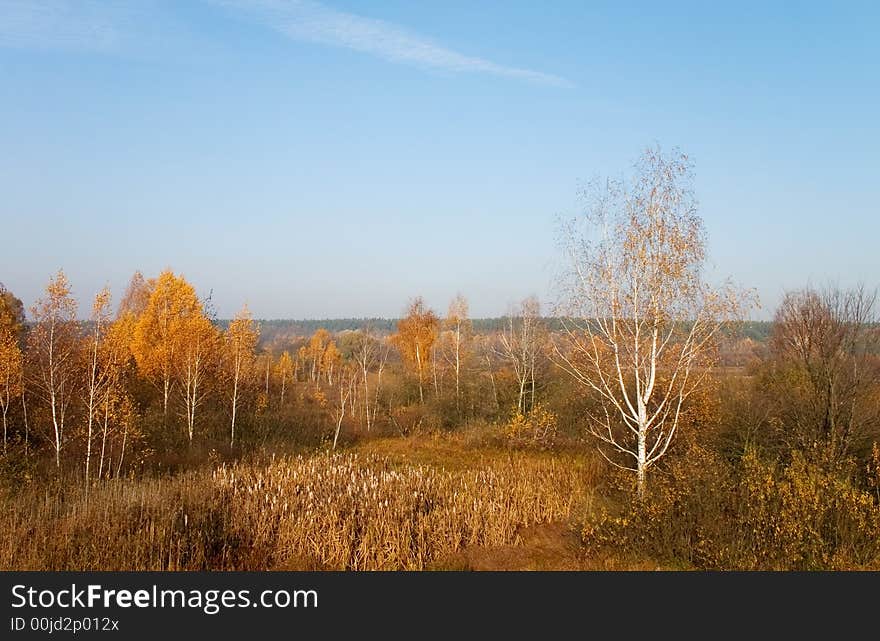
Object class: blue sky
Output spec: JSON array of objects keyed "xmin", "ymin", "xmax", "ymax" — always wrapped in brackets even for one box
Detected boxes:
[{"xmin": 1, "ymin": 1, "xmax": 877, "ymax": 319}]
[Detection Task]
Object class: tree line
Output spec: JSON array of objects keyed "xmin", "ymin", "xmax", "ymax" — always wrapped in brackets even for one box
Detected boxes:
[{"xmin": 1, "ymin": 148, "xmax": 877, "ymax": 501}]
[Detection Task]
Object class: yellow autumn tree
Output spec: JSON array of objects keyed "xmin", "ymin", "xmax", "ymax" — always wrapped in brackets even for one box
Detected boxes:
[
  {"xmin": 0, "ymin": 284, "xmax": 26, "ymax": 454},
  {"xmin": 131, "ymin": 270, "xmax": 202, "ymax": 423},
  {"xmin": 117, "ymin": 271, "xmax": 153, "ymax": 319},
  {"xmin": 0, "ymin": 283, "xmax": 25, "ymax": 343},
  {"xmin": 28, "ymin": 270, "xmax": 79, "ymax": 469},
  {"xmin": 98, "ymin": 312, "xmax": 138, "ymax": 479},
  {"xmin": 395, "ymin": 297, "xmax": 439, "ymax": 404},
  {"xmin": 0, "ymin": 323, "xmax": 23, "ymax": 453},
  {"xmin": 322, "ymin": 340, "xmax": 341, "ymax": 385},
  {"xmin": 225, "ymin": 305, "xmax": 259, "ymax": 447},
  {"xmin": 306, "ymin": 328, "xmax": 331, "ymax": 383},
  {"xmin": 275, "ymin": 350, "xmax": 293, "ymax": 405}
]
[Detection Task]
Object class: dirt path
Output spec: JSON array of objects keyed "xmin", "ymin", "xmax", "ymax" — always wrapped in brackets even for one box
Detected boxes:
[{"xmin": 431, "ymin": 522, "xmax": 584, "ymax": 571}]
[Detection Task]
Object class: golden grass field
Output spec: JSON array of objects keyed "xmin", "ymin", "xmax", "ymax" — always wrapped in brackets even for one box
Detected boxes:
[{"xmin": 0, "ymin": 435, "xmax": 606, "ymax": 571}]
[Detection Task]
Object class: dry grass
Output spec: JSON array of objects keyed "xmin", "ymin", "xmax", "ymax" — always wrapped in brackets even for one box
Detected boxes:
[{"xmin": 0, "ymin": 448, "xmax": 595, "ymax": 571}]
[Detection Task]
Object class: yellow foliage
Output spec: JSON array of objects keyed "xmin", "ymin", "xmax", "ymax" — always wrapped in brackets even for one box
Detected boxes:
[
  {"xmin": 131, "ymin": 270, "xmax": 205, "ymax": 407},
  {"xmin": 504, "ymin": 403, "xmax": 558, "ymax": 449}
]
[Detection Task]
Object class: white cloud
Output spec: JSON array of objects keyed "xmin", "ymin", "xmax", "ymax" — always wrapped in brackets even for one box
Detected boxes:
[
  {"xmin": 0, "ymin": 0, "xmax": 573, "ymax": 88},
  {"xmin": 0, "ymin": 0, "xmax": 126, "ymax": 51},
  {"xmin": 216, "ymin": 0, "xmax": 574, "ymax": 87}
]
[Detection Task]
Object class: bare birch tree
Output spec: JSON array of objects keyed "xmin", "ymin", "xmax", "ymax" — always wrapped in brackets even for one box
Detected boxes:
[
  {"xmin": 350, "ymin": 328, "xmax": 381, "ymax": 432},
  {"xmin": 83, "ymin": 287, "xmax": 112, "ymax": 491},
  {"xmin": 225, "ymin": 305, "xmax": 259, "ymax": 447},
  {"xmin": 768, "ymin": 285, "xmax": 880, "ymax": 462},
  {"xmin": 178, "ymin": 314, "xmax": 218, "ymax": 444},
  {"xmin": 332, "ymin": 365, "xmax": 356, "ymax": 450},
  {"xmin": 554, "ymin": 148, "xmax": 751, "ymax": 497},
  {"xmin": 498, "ymin": 296, "xmax": 543, "ymax": 415},
  {"xmin": 442, "ymin": 294, "xmax": 472, "ymax": 415}
]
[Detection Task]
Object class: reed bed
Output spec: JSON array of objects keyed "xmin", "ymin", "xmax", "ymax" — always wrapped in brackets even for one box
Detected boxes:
[{"xmin": 0, "ymin": 452, "xmax": 588, "ymax": 570}]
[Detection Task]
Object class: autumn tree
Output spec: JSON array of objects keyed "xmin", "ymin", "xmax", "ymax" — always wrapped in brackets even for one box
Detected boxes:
[
  {"xmin": 132, "ymin": 270, "xmax": 202, "ymax": 423},
  {"xmin": 102, "ymin": 275, "xmax": 144, "ymax": 474},
  {"xmin": 0, "ymin": 283, "xmax": 26, "ymax": 452},
  {"xmin": 28, "ymin": 270, "xmax": 80, "ymax": 468},
  {"xmin": 305, "ymin": 329, "xmax": 331, "ymax": 384},
  {"xmin": 83, "ymin": 287, "xmax": 112, "ymax": 488},
  {"xmin": 442, "ymin": 294, "xmax": 473, "ymax": 414},
  {"xmin": 117, "ymin": 271, "xmax": 152, "ymax": 319},
  {"xmin": 767, "ymin": 285, "xmax": 880, "ymax": 463},
  {"xmin": 322, "ymin": 341, "xmax": 342, "ymax": 385},
  {"xmin": 332, "ymin": 363, "xmax": 358, "ymax": 450},
  {"xmin": 178, "ymin": 312, "xmax": 219, "ymax": 444},
  {"xmin": 346, "ymin": 328, "xmax": 389, "ymax": 432},
  {"xmin": 98, "ymin": 312, "xmax": 138, "ymax": 479},
  {"xmin": 477, "ymin": 334, "xmax": 501, "ymax": 415},
  {"xmin": 0, "ymin": 282, "xmax": 25, "ymax": 343},
  {"xmin": 266, "ymin": 352, "xmax": 275, "ymax": 397},
  {"xmin": 275, "ymin": 350, "xmax": 293, "ymax": 405},
  {"xmin": 395, "ymin": 297, "xmax": 439, "ymax": 404},
  {"xmin": 555, "ymin": 148, "xmax": 750, "ymax": 497},
  {"xmin": 499, "ymin": 296, "xmax": 543, "ymax": 415},
  {"xmin": 225, "ymin": 305, "xmax": 259, "ymax": 447},
  {"xmin": 0, "ymin": 321, "xmax": 23, "ymax": 453}
]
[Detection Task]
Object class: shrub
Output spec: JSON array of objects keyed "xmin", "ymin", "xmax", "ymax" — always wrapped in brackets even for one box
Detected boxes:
[
  {"xmin": 503, "ymin": 403, "xmax": 558, "ymax": 450},
  {"xmin": 583, "ymin": 446, "xmax": 880, "ymax": 570}
]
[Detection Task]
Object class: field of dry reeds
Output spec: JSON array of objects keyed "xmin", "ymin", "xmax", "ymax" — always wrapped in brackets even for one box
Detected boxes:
[{"xmin": 0, "ymin": 448, "xmax": 595, "ymax": 570}]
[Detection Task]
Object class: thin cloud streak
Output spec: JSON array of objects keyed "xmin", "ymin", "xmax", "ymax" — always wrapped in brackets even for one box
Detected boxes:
[
  {"xmin": 217, "ymin": 0, "xmax": 574, "ymax": 88},
  {"xmin": 0, "ymin": 0, "xmax": 573, "ymax": 88},
  {"xmin": 0, "ymin": 0, "xmax": 125, "ymax": 52}
]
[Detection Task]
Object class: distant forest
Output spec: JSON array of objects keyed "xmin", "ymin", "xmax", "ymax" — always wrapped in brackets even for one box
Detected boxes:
[{"xmin": 247, "ymin": 318, "xmax": 773, "ymax": 348}]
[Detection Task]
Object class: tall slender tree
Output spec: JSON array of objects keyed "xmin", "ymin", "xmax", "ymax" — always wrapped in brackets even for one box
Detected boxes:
[
  {"xmin": 83, "ymin": 287, "xmax": 112, "ymax": 490},
  {"xmin": 178, "ymin": 313, "xmax": 218, "ymax": 444},
  {"xmin": 28, "ymin": 270, "xmax": 79, "ymax": 469},
  {"xmin": 499, "ymin": 296, "xmax": 543, "ymax": 415},
  {"xmin": 225, "ymin": 305, "xmax": 259, "ymax": 447},
  {"xmin": 275, "ymin": 350, "xmax": 293, "ymax": 406},
  {"xmin": 442, "ymin": 294, "xmax": 472, "ymax": 414},
  {"xmin": 0, "ymin": 324, "xmax": 22, "ymax": 453}
]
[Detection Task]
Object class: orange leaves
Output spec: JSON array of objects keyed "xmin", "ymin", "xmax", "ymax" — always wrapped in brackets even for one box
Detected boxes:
[
  {"xmin": 393, "ymin": 297, "xmax": 439, "ymax": 403},
  {"xmin": 226, "ymin": 305, "xmax": 259, "ymax": 366},
  {"xmin": 394, "ymin": 297, "xmax": 439, "ymax": 371},
  {"xmin": 0, "ymin": 322, "xmax": 24, "ymax": 440},
  {"xmin": 302, "ymin": 327, "xmax": 342, "ymax": 386},
  {"xmin": 0, "ymin": 283, "xmax": 25, "ymax": 342},
  {"xmin": 131, "ymin": 270, "xmax": 206, "ymax": 408},
  {"xmin": 275, "ymin": 350, "xmax": 294, "ymax": 380}
]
